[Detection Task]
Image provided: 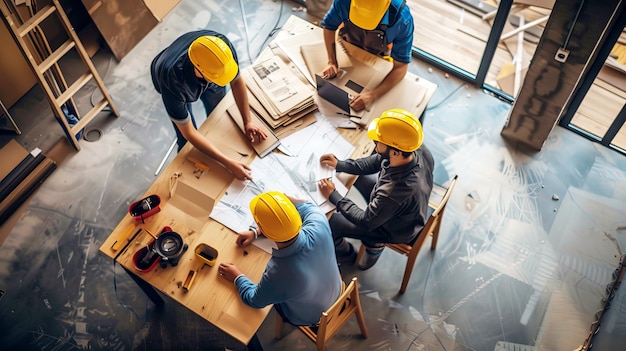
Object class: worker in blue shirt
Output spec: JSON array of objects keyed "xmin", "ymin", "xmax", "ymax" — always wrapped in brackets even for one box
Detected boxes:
[
  {"xmin": 218, "ymin": 191, "xmax": 343, "ymax": 327},
  {"xmin": 319, "ymin": 0, "xmax": 414, "ymax": 112},
  {"xmin": 151, "ymin": 30, "xmax": 267, "ymax": 181}
]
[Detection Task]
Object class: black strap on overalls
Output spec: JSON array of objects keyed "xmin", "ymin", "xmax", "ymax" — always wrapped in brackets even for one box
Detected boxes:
[{"xmin": 339, "ymin": 0, "xmax": 406, "ymax": 57}]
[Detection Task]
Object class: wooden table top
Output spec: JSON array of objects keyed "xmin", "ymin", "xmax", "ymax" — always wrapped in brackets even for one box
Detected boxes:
[{"xmin": 98, "ymin": 16, "xmax": 437, "ymax": 346}]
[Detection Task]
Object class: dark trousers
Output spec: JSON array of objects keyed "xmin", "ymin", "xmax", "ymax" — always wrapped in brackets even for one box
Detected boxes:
[
  {"xmin": 172, "ymin": 86, "xmax": 227, "ymax": 151},
  {"xmin": 330, "ymin": 173, "xmax": 389, "ymax": 250},
  {"xmin": 247, "ymin": 334, "xmax": 264, "ymax": 351}
]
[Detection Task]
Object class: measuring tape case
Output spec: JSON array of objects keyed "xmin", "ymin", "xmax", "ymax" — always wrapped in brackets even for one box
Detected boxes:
[{"xmin": 129, "ymin": 195, "xmax": 161, "ymax": 222}]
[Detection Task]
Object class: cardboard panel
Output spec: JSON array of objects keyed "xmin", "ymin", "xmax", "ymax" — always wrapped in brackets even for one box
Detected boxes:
[
  {"xmin": 0, "ymin": 20, "xmax": 37, "ymax": 108},
  {"xmin": 81, "ymin": 0, "xmax": 159, "ymax": 61},
  {"xmin": 0, "ymin": 140, "xmax": 29, "ymax": 182}
]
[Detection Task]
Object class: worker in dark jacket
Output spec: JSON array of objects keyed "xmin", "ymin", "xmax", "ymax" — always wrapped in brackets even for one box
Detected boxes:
[
  {"xmin": 151, "ymin": 30, "xmax": 266, "ymax": 181},
  {"xmin": 318, "ymin": 109, "xmax": 434, "ymax": 270},
  {"xmin": 319, "ymin": 0, "xmax": 414, "ymax": 111}
]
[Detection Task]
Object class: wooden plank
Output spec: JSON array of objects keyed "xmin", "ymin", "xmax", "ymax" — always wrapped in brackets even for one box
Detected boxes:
[
  {"xmin": 56, "ymin": 72, "xmax": 92, "ymax": 106},
  {"xmin": 16, "ymin": 4, "xmax": 55, "ymax": 37},
  {"xmin": 38, "ymin": 39, "xmax": 75, "ymax": 72}
]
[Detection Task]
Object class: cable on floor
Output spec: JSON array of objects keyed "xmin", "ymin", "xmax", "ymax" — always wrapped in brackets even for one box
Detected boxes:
[
  {"xmin": 112, "ymin": 259, "xmax": 143, "ymax": 322},
  {"xmin": 424, "ymin": 82, "xmax": 466, "ymax": 111},
  {"xmin": 254, "ymin": 0, "xmax": 284, "ymax": 60},
  {"xmin": 238, "ymin": 0, "xmax": 285, "ymax": 66},
  {"xmin": 405, "ymin": 252, "xmax": 447, "ymax": 351}
]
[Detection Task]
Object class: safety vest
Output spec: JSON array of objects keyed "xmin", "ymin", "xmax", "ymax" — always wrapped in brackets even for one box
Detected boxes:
[{"xmin": 339, "ymin": 0, "xmax": 406, "ymax": 58}]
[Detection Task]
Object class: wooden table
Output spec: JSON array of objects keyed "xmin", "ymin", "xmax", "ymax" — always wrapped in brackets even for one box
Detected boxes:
[
  {"xmin": 98, "ymin": 15, "xmax": 437, "ymax": 347},
  {"xmin": 99, "ymin": 93, "xmax": 276, "ymax": 345}
]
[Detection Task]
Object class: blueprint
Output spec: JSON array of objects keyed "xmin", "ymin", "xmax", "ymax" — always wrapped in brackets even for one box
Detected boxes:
[{"xmin": 209, "ymin": 117, "xmax": 354, "ymax": 252}]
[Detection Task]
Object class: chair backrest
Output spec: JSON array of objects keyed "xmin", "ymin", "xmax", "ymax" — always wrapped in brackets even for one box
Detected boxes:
[
  {"xmin": 388, "ymin": 174, "xmax": 458, "ymax": 253},
  {"xmin": 313, "ymin": 277, "xmax": 367, "ymax": 345},
  {"xmin": 428, "ymin": 175, "xmax": 459, "ymax": 220}
]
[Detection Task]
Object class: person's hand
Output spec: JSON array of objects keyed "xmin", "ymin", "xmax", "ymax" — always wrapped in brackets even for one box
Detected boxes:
[
  {"xmin": 349, "ymin": 91, "xmax": 375, "ymax": 112},
  {"xmin": 236, "ymin": 230, "xmax": 255, "ymax": 247},
  {"xmin": 228, "ymin": 161, "xmax": 252, "ymax": 181},
  {"xmin": 322, "ymin": 64, "xmax": 338, "ymax": 79},
  {"xmin": 318, "ymin": 178, "xmax": 336, "ymax": 199},
  {"xmin": 320, "ymin": 154, "xmax": 338, "ymax": 169},
  {"xmin": 245, "ymin": 123, "xmax": 268, "ymax": 143},
  {"xmin": 218, "ymin": 262, "xmax": 242, "ymax": 283}
]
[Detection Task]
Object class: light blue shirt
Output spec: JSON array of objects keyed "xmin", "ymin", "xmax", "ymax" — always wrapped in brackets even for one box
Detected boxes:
[{"xmin": 234, "ymin": 202, "xmax": 342, "ymax": 326}]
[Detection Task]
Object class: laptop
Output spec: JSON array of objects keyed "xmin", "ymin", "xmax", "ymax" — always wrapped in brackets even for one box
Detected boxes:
[
  {"xmin": 315, "ymin": 74, "xmax": 352, "ymax": 113},
  {"xmin": 315, "ymin": 74, "xmax": 375, "ymax": 126}
]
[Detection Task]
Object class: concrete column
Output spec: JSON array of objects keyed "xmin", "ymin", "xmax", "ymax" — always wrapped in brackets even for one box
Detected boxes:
[{"xmin": 501, "ymin": 0, "xmax": 624, "ymax": 150}]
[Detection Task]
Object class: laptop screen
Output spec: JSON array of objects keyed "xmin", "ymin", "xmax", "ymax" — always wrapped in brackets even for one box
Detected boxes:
[{"xmin": 315, "ymin": 74, "xmax": 351, "ymax": 113}]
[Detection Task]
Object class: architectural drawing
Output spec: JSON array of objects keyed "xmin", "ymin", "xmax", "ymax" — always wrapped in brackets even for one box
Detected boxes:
[{"xmin": 210, "ymin": 117, "xmax": 354, "ymax": 236}]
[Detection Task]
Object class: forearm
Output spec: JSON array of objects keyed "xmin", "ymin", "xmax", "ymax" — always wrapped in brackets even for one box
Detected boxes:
[
  {"xmin": 323, "ymin": 29, "xmax": 338, "ymax": 66},
  {"xmin": 336, "ymin": 154, "xmax": 382, "ymax": 175},
  {"xmin": 231, "ymin": 77, "xmax": 252, "ymax": 126},
  {"xmin": 182, "ymin": 125, "xmax": 234, "ymax": 168}
]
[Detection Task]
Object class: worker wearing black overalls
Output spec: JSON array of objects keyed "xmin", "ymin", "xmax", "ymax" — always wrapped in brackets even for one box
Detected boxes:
[
  {"xmin": 151, "ymin": 31, "xmax": 267, "ymax": 181},
  {"xmin": 320, "ymin": 0, "xmax": 413, "ymax": 112}
]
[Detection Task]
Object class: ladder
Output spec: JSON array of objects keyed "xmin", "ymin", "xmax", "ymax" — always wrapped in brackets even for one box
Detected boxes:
[
  {"xmin": 0, "ymin": 0, "xmax": 119, "ymax": 150},
  {"xmin": 0, "ymin": 98, "xmax": 20, "ymax": 134}
]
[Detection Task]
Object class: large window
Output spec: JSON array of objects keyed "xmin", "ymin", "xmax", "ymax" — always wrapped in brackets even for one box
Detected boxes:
[{"xmin": 409, "ymin": 0, "xmax": 626, "ymax": 154}]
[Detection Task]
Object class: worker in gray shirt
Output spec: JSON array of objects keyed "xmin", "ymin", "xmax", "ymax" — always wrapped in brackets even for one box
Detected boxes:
[{"xmin": 318, "ymin": 109, "xmax": 434, "ymax": 270}]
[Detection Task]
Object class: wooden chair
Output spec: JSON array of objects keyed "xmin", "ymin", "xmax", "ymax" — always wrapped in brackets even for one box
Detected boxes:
[
  {"xmin": 357, "ymin": 175, "xmax": 458, "ymax": 294},
  {"xmin": 275, "ymin": 277, "xmax": 368, "ymax": 351}
]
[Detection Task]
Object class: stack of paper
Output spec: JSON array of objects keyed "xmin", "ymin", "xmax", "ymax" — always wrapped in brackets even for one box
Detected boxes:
[
  {"xmin": 243, "ymin": 56, "xmax": 317, "ymax": 129},
  {"xmin": 226, "ymin": 103, "xmax": 280, "ymax": 158}
]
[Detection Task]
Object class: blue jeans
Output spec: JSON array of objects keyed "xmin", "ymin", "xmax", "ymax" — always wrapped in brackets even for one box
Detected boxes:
[{"xmin": 172, "ymin": 86, "xmax": 227, "ymax": 151}]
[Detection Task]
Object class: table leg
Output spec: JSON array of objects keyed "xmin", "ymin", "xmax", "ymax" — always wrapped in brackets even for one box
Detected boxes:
[{"xmin": 122, "ymin": 266, "xmax": 165, "ymax": 306}]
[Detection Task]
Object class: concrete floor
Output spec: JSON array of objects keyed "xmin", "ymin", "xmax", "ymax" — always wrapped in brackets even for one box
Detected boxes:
[{"xmin": 1, "ymin": 0, "xmax": 626, "ymax": 350}]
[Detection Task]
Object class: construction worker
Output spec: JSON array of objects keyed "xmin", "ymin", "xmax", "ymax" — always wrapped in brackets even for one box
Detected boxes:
[
  {"xmin": 218, "ymin": 191, "xmax": 342, "ymax": 329},
  {"xmin": 151, "ymin": 30, "xmax": 267, "ymax": 181},
  {"xmin": 318, "ymin": 109, "xmax": 434, "ymax": 270},
  {"xmin": 319, "ymin": 0, "xmax": 414, "ymax": 112}
]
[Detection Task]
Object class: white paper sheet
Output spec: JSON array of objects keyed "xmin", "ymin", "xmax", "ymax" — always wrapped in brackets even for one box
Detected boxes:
[{"xmin": 209, "ymin": 117, "xmax": 354, "ymax": 252}]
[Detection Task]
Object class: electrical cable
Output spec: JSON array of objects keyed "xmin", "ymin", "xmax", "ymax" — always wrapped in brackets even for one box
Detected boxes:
[
  {"xmin": 563, "ymin": 0, "xmax": 586, "ymax": 50},
  {"xmin": 405, "ymin": 254, "xmax": 441, "ymax": 351},
  {"xmin": 425, "ymin": 82, "xmax": 466, "ymax": 111},
  {"xmin": 254, "ymin": 0, "xmax": 285, "ymax": 61},
  {"xmin": 111, "ymin": 228, "xmax": 144, "ymax": 321},
  {"xmin": 239, "ymin": 0, "xmax": 253, "ymax": 65},
  {"xmin": 237, "ymin": 0, "xmax": 285, "ymax": 66},
  {"xmin": 112, "ymin": 259, "xmax": 142, "ymax": 321},
  {"xmin": 90, "ymin": 55, "xmax": 114, "ymax": 108}
]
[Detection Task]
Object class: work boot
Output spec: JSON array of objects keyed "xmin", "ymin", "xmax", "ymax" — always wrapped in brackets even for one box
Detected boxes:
[
  {"xmin": 358, "ymin": 245, "xmax": 384, "ymax": 270},
  {"xmin": 335, "ymin": 241, "xmax": 357, "ymax": 266}
]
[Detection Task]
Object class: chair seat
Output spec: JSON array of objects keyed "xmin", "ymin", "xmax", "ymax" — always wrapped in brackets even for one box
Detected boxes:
[{"xmin": 356, "ymin": 175, "xmax": 458, "ymax": 293}]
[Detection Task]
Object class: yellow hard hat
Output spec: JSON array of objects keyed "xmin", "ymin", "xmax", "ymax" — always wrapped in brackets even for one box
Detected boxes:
[
  {"xmin": 188, "ymin": 36, "xmax": 238, "ymax": 86},
  {"xmin": 250, "ymin": 192, "xmax": 302, "ymax": 243},
  {"xmin": 367, "ymin": 109, "xmax": 424, "ymax": 152},
  {"xmin": 349, "ymin": 0, "xmax": 392, "ymax": 31}
]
